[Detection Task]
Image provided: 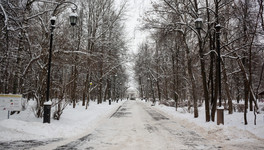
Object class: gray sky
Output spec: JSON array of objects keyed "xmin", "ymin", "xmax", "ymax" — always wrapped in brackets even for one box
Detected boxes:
[
  {"xmin": 115, "ymin": 0, "xmax": 153, "ymax": 88},
  {"xmin": 115, "ymin": 0, "xmax": 153, "ymax": 54}
]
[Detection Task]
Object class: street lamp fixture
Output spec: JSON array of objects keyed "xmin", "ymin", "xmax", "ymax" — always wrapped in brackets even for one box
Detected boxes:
[
  {"xmin": 215, "ymin": 24, "xmax": 221, "ymax": 35},
  {"xmin": 69, "ymin": 12, "xmax": 78, "ymax": 26},
  {"xmin": 195, "ymin": 18, "xmax": 203, "ymax": 30},
  {"xmin": 50, "ymin": 16, "xmax": 56, "ymax": 26},
  {"xmin": 44, "ymin": 3, "xmax": 78, "ymax": 124}
]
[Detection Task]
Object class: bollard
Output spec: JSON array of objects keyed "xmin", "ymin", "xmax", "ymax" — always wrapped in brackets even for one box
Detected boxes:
[
  {"xmin": 43, "ymin": 101, "xmax": 52, "ymax": 123},
  {"xmin": 217, "ymin": 107, "xmax": 224, "ymax": 125},
  {"xmin": 109, "ymin": 99, "xmax": 111, "ymax": 105}
]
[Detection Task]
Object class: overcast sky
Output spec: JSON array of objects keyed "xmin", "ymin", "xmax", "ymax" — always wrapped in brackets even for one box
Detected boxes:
[
  {"xmin": 115, "ymin": 0, "xmax": 153, "ymax": 54},
  {"xmin": 114, "ymin": 0, "xmax": 153, "ymax": 88}
]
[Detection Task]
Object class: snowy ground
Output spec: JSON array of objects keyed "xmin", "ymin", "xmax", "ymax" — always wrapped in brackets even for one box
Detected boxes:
[
  {"xmin": 0, "ymin": 99, "xmax": 263, "ymax": 149},
  {"xmin": 151, "ymin": 100, "xmax": 264, "ymax": 140},
  {"xmin": 0, "ymin": 100, "xmax": 124, "ymax": 142},
  {"xmin": 50, "ymin": 100, "xmax": 220, "ymax": 149}
]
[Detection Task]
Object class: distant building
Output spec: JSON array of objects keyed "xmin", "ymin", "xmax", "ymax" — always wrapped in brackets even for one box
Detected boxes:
[{"xmin": 125, "ymin": 87, "xmax": 139, "ymax": 100}]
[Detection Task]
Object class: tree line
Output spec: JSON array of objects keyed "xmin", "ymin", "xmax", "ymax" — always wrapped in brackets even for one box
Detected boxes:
[
  {"xmin": 134, "ymin": 0, "xmax": 264, "ymax": 124},
  {"xmin": 0, "ymin": 0, "xmax": 128, "ymax": 120}
]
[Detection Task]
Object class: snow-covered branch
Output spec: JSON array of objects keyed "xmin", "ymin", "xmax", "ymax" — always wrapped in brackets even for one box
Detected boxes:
[{"xmin": 0, "ymin": 3, "xmax": 8, "ymax": 29}]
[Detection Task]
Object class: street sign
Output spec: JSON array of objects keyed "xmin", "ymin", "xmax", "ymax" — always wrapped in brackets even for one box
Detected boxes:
[{"xmin": 0, "ymin": 94, "xmax": 23, "ymax": 111}]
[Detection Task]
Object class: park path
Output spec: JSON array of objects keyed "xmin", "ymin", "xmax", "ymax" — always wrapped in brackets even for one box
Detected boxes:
[
  {"xmin": 54, "ymin": 100, "xmax": 218, "ymax": 150},
  {"xmin": 35, "ymin": 100, "xmax": 264, "ymax": 150}
]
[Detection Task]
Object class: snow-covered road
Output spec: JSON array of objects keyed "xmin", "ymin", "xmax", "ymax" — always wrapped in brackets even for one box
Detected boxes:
[{"xmin": 34, "ymin": 100, "xmax": 264, "ymax": 150}]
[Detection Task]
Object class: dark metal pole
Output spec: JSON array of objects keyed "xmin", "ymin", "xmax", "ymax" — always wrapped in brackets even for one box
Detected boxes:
[
  {"xmin": 43, "ymin": 2, "xmax": 78, "ymax": 124},
  {"xmin": 216, "ymin": 24, "xmax": 224, "ymax": 125},
  {"xmin": 43, "ymin": 24, "xmax": 54, "ymax": 123},
  {"xmin": 46, "ymin": 27, "xmax": 54, "ymax": 102},
  {"xmin": 216, "ymin": 25, "xmax": 221, "ymax": 107}
]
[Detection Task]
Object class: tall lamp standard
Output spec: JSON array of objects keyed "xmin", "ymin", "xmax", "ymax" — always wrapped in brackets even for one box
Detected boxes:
[
  {"xmin": 195, "ymin": 17, "xmax": 223, "ymax": 124},
  {"xmin": 43, "ymin": 2, "xmax": 78, "ymax": 123},
  {"xmin": 215, "ymin": 24, "xmax": 221, "ymax": 107},
  {"xmin": 215, "ymin": 24, "xmax": 224, "ymax": 125},
  {"xmin": 194, "ymin": 17, "xmax": 203, "ymax": 119}
]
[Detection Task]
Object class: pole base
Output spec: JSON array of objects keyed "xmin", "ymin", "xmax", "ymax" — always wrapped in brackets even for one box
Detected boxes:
[
  {"xmin": 43, "ymin": 103, "xmax": 51, "ymax": 123},
  {"xmin": 217, "ymin": 107, "xmax": 224, "ymax": 125}
]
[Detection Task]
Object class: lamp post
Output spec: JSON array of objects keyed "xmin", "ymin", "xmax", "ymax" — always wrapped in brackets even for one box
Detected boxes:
[
  {"xmin": 194, "ymin": 17, "xmax": 203, "ymax": 119},
  {"xmin": 44, "ymin": 3, "xmax": 78, "ymax": 123},
  {"xmin": 195, "ymin": 17, "xmax": 223, "ymax": 124},
  {"xmin": 215, "ymin": 24, "xmax": 221, "ymax": 107},
  {"xmin": 215, "ymin": 24, "xmax": 224, "ymax": 125}
]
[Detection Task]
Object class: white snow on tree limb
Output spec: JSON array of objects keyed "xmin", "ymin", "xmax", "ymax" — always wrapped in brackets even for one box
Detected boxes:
[
  {"xmin": 69, "ymin": 12, "xmax": 78, "ymax": 17},
  {"xmin": 50, "ymin": 16, "xmax": 57, "ymax": 21},
  {"xmin": 0, "ymin": 3, "xmax": 8, "ymax": 28},
  {"xmin": 194, "ymin": 18, "xmax": 203, "ymax": 22}
]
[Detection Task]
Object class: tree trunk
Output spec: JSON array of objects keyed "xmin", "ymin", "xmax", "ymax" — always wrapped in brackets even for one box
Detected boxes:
[
  {"xmin": 172, "ymin": 53, "xmax": 178, "ymax": 110},
  {"xmin": 222, "ymin": 62, "xmax": 233, "ymax": 114},
  {"xmin": 184, "ymin": 37, "xmax": 198, "ymax": 118},
  {"xmin": 72, "ymin": 65, "xmax": 77, "ymax": 108},
  {"xmin": 150, "ymin": 76, "xmax": 156, "ymax": 104},
  {"xmin": 156, "ymin": 79, "xmax": 161, "ymax": 102},
  {"xmin": 155, "ymin": 41, "xmax": 161, "ymax": 103},
  {"xmin": 113, "ymin": 75, "xmax": 116, "ymax": 102},
  {"xmin": 98, "ymin": 61, "xmax": 103, "ymax": 104},
  {"xmin": 139, "ymin": 76, "xmax": 143, "ymax": 98},
  {"xmin": 82, "ymin": 73, "xmax": 89, "ymax": 106},
  {"xmin": 194, "ymin": 0, "xmax": 209, "ymax": 121},
  {"xmin": 107, "ymin": 78, "xmax": 112, "ymax": 102},
  {"xmin": 86, "ymin": 73, "xmax": 91, "ymax": 109},
  {"xmin": 234, "ymin": 52, "xmax": 259, "ymax": 110}
]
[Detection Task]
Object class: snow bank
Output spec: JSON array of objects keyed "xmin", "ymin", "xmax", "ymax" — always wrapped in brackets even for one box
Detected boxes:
[
  {"xmin": 152, "ymin": 101, "xmax": 264, "ymax": 139},
  {"xmin": 0, "ymin": 100, "xmax": 124, "ymax": 142}
]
